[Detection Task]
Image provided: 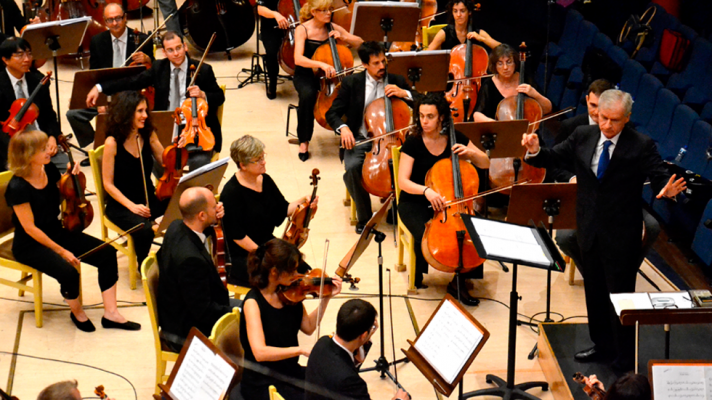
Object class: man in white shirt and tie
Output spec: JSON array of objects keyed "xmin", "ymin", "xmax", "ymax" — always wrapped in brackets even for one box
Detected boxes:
[{"xmin": 326, "ymin": 42, "xmax": 413, "ymax": 233}]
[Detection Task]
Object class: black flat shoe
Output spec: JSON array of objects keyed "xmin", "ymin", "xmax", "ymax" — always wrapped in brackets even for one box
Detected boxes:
[
  {"xmin": 415, "ymin": 283, "xmax": 429, "ymax": 289},
  {"xmin": 298, "ymin": 152, "xmax": 309, "ymax": 162},
  {"xmin": 80, "ymin": 158, "xmax": 91, "ymax": 167},
  {"xmin": 70, "ymin": 313, "xmax": 96, "ymax": 332},
  {"xmin": 101, "ymin": 317, "xmax": 141, "ymax": 331},
  {"xmin": 447, "ymin": 282, "xmax": 480, "ymax": 306},
  {"xmin": 355, "ymin": 222, "xmax": 367, "ymax": 234},
  {"xmin": 574, "ymin": 346, "xmax": 610, "ymax": 363}
]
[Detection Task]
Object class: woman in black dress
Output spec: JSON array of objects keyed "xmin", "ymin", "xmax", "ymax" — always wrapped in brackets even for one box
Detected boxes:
[
  {"xmin": 397, "ymin": 92, "xmax": 489, "ymax": 306},
  {"xmin": 292, "ymin": 0, "xmax": 362, "ymax": 161},
  {"xmin": 426, "ymin": 0, "xmax": 500, "ymax": 51},
  {"xmin": 240, "ymin": 238, "xmax": 342, "ymax": 400},
  {"xmin": 221, "ymin": 135, "xmax": 315, "ymax": 286},
  {"xmin": 6, "ymin": 130, "xmax": 140, "ymax": 332},
  {"xmin": 102, "ymin": 91, "xmax": 168, "ymax": 268},
  {"xmin": 257, "ymin": 0, "xmax": 289, "ymax": 99}
]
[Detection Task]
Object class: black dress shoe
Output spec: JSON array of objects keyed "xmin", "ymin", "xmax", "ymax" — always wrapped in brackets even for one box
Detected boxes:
[
  {"xmin": 266, "ymin": 85, "xmax": 276, "ymax": 100},
  {"xmin": 355, "ymin": 222, "xmax": 366, "ymax": 234},
  {"xmin": 101, "ymin": 317, "xmax": 141, "ymax": 331},
  {"xmin": 80, "ymin": 158, "xmax": 91, "ymax": 167},
  {"xmin": 70, "ymin": 313, "xmax": 96, "ymax": 332},
  {"xmin": 574, "ymin": 346, "xmax": 609, "ymax": 363},
  {"xmin": 447, "ymin": 281, "xmax": 480, "ymax": 306},
  {"xmin": 298, "ymin": 152, "xmax": 309, "ymax": 162}
]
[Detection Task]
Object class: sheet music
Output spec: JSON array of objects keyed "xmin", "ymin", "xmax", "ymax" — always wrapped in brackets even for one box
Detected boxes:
[
  {"xmin": 21, "ymin": 16, "xmax": 91, "ymax": 30},
  {"xmin": 471, "ymin": 219, "xmax": 550, "ymax": 266},
  {"xmin": 652, "ymin": 365, "xmax": 712, "ymax": 400},
  {"xmin": 414, "ymin": 300, "xmax": 484, "ymax": 384},
  {"xmin": 170, "ymin": 337, "xmax": 235, "ymax": 400},
  {"xmin": 179, "ymin": 158, "xmax": 230, "ymax": 183},
  {"xmin": 610, "ymin": 293, "xmax": 653, "ymax": 316}
]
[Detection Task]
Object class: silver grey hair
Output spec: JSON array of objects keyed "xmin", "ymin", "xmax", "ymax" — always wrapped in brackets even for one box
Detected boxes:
[
  {"xmin": 37, "ymin": 380, "xmax": 80, "ymax": 400},
  {"xmin": 598, "ymin": 89, "xmax": 633, "ymax": 116},
  {"xmin": 230, "ymin": 135, "xmax": 265, "ymax": 169}
]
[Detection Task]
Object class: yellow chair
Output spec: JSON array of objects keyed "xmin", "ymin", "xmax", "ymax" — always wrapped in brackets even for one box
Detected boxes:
[
  {"xmin": 566, "ymin": 256, "xmax": 576, "ymax": 285},
  {"xmin": 422, "ymin": 24, "xmax": 447, "ymax": 49},
  {"xmin": 391, "ymin": 146, "xmax": 418, "ymax": 294},
  {"xmin": 227, "ymin": 284, "xmax": 250, "ymax": 300},
  {"xmin": 209, "ymin": 307, "xmax": 244, "ymax": 384},
  {"xmin": 269, "ymin": 386, "xmax": 285, "ymax": 400},
  {"xmin": 141, "ymin": 253, "xmax": 179, "ymax": 394},
  {"xmin": 344, "ymin": 188, "xmax": 357, "ymax": 226},
  {"xmin": 89, "ymin": 146, "xmax": 140, "ymax": 290}
]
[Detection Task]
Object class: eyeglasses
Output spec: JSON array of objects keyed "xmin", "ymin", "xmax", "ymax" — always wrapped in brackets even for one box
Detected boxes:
[
  {"xmin": 316, "ymin": 8, "xmax": 334, "ymax": 13},
  {"xmin": 11, "ymin": 51, "xmax": 32, "ymax": 60},
  {"xmin": 165, "ymin": 46, "xmax": 184, "ymax": 55},
  {"xmin": 496, "ymin": 59, "xmax": 514, "ymax": 67},
  {"xmin": 104, "ymin": 14, "xmax": 125, "ymax": 24},
  {"xmin": 249, "ymin": 154, "xmax": 267, "ymax": 164}
]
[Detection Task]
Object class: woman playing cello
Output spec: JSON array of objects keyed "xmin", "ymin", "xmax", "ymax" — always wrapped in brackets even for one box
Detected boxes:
[
  {"xmin": 292, "ymin": 0, "xmax": 362, "ymax": 161},
  {"xmin": 5, "ymin": 130, "xmax": 140, "ymax": 332},
  {"xmin": 427, "ymin": 0, "xmax": 500, "ymax": 51},
  {"xmin": 240, "ymin": 238, "xmax": 342, "ymax": 400},
  {"xmin": 103, "ymin": 91, "xmax": 168, "ymax": 269},
  {"xmin": 397, "ymin": 93, "xmax": 489, "ymax": 306}
]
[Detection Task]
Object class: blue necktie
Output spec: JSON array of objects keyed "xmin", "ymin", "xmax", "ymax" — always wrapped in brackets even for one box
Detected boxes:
[{"xmin": 597, "ymin": 140, "xmax": 613, "ymax": 180}]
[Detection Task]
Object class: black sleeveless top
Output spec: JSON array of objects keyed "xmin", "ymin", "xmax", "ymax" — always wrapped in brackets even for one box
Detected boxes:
[
  {"xmin": 439, "ymin": 24, "xmax": 486, "ymax": 50},
  {"xmin": 294, "ymin": 24, "xmax": 329, "ymax": 77},
  {"xmin": 106, "ymin": 136, "xmax": 157, "ymax": 211}
]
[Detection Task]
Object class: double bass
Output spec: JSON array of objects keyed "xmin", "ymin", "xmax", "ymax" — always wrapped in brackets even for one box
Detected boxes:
[
  {"xmin": 2, "ymin": 71, "xmax": 52, "ymax": 137},
  {"xmin": 277, "ymin": 0, "xmax": 307, "ymax": 75},
  {"xmin": 489, "ymin": 42, "xmax": 545, "ymax": 193},
  {"xmin": 179, "ymin": 0, "xmax": 254, "ymax": 56},
  {"xmin": 313, "ymin": 23, "xmax": 353, "ymax": 130},
  {"xmin": 422, "ymin": 111, "xmax": 483, "ymax": 273},
  {"xmin": 283, "ymin": 169, "xmax": 320, "ymax": 248}
]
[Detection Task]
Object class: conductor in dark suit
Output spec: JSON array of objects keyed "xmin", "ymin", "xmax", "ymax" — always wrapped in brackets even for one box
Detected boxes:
[
  {"xmin": 0, "ymin": 37, "xmax": 62, "ymax": 171},
  {"xmin": 66, "ymin": 3, "xmax": 154, "ymax": 154},
  {"xmin": 305, "ymin": 299, "xmax": 409, "ymax": 400},
  {"xmin": 86, "ymin": 31, "xmax": 225, "ymax": 170},
  {"xmin": 522, "ymin": 89, "xmax": 686, "ymax": 371},
  {"xmin": 326, "ymin": 42, "xmax": 413, "ymax": 233},
  {"xmin": 157, "ymin": 187, "xmax": 239, "ymax": 351}
]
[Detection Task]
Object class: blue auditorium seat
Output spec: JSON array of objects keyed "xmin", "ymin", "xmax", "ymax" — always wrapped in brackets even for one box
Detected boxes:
[
  {"xmin": 666, "ymin": 37, "xmax": 712, "ymax": 97},
  {"xmin": 701, "ymin": 102, "xmax": 712, "ymax": 123},
  {"xmin": 592, "ymin": 32, "xmax": 613, "ymax": 52},
  {"xmin": 637, "ymin": 88, "xmax": 680, "ymax": 144},
  {"xmin": 619, "ymin": 59, "xmax": 646, "ymax": 99},
  {"xmin": 559, "ymin": 67, "xmax": 584, "ymax": 112},
  {"xmin": 606, "ymin": 45, "xmax": 630, "ymax": 69},
  {"xmin": 681, "ymin": 75, "xmax": 712, "ymax": 114},
  {"xmin": 658, "ymin": 104, "xmax": 700, "ymax": 161},
  {"xmin": 690, "ymin": 122, "xmax": 712, "ymax": 267},
  {"xmin": 631, "ymin": 74, "xmax": 663, "ymax": 128},
  {"xmin": 555, "ymin": 21, "xmax": 598, "ymax": 73},
  {"xmin": 634, "ymin": 4, "xmax": 679, "ymax": 69},
  {"xmin": 692, "ymin": 199, "xmax": 712, "ymax": 267},
  {"xmin": 680, "ymin": 120, "xmax": 712, "ymax": 176},
  {"xmin": 536, "ymin": 9, "xmax": 583, "ymax": 90}
]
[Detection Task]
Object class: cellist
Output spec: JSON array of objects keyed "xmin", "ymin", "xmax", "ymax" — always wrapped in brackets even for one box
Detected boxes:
[
  {"xmin": 426, "ymin": 0, "xmax": 500, "ymax": 51},
  {"xmin": 292, "ymin": 0, "xmax": 361, "ymax": 161},
  {"xmin": 326, "ymin": 42, "xmax": 413, "ymax": 234},
  {"xmin": 397, "ymin": 92, "xmax": 489, "ymax": 306}
]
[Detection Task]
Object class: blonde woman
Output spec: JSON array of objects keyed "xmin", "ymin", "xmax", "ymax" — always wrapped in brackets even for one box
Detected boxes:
[
  {"xmin": 5, "ymin": 131, "xmax": 139, "ymax": 332},
  {"xmin": 292, "ymin": 0, "xmax": 362, "ymax": 161}
]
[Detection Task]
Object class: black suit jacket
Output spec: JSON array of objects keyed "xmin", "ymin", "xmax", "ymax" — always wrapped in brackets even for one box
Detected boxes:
[
  {"xmin": 526, "ymin": 125, "xmax": 670, "ymax": 255},
  {"xmin": 547, "ymin": 113, "xmax": 590, "ymax": 182},
  {"xmin": 89, "ymin": 29, "xmax": 155, "ymax": 70},
  {"xmin": 0, "ymin": 68, "xmax": 60, "ymax": 171},
  {"xmin": 326, "ymin": 71, "xmax": 411, "ymax": 137},
  {"xmin": 157, "ymin": 220, "xmax": 231, "ymax": 340},
  {"xmin": 100, "ymin": 57, "xmax": 226, "ymax": 151},
  {"xmin": 305, "ymin": 336, "xmax": 371, "ymax": 400}
]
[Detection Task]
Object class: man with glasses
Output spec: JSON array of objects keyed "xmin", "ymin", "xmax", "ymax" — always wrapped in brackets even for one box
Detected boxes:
[
  {"xmin": 86, "ymin": 30, "xmax": 225, "ymax": 170},
  {"xmin": 0, "ymin": 37, "xmax": 61, "ymax": 172},
  {"xmin": 66, "ymin": 3, "xmax": 154, "ymax": 166}
]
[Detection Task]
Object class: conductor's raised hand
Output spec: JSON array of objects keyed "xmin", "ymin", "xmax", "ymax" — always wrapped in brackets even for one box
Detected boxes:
[
  {"xmin": 521, "ymin": 133, "xmax": 540, "ymax": 154},
  {"xmin": 657, "ymin": 174, "xmax": 687, "ymax": 199}
]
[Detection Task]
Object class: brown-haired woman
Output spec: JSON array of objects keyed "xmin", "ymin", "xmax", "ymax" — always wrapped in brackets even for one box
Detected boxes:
[
  {"xmin": 102, "ymin": 90, "xmax": 168, "ymax": 268},
  {"xmin": 5, "ymin": 130, "xmax": 140, "ymax": 332},
  {"xmin": 239, "ymin": 238, "xmax": 342, "ymax": 400},
  {"xmin": 426, "ymin": 0, "xmax": 500, "ymax": 51}
]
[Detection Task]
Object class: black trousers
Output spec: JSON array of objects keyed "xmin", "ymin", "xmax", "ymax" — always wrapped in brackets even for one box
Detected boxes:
[
  {"xmin": 261, "ymin": 29, "xmax": 283, "ymax": 91},
  {"xmin": 106, "ymin": 196, "xmax": 168, "ymax": 268},
  {"xmin": 13, "ymin": 230, "xmax": 118, "ymax": 300},
  {"xmin": 293, "ymin": 72, "xmax": 319, "ymax": 144},
  {"xmin": 241, "ymin": 365, "xmax": 305, "ymax": 400},
  {"xmin": 343, "ymin": 144, "xmax": 372, "ymax": 224}
]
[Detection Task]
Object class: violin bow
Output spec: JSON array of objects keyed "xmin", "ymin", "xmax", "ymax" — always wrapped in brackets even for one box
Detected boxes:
[
  {"xmin": 186, "ymin": 33, "xmax": 217, "ymax": 93},
  {"xmin": 121, "ymin": 12, "xmax": 176, "ymax": 67},
  {"xmin": 78, "ymin": 223, "xmax": 145, "ymax": 260},
  {"xmin": 352, "ymin": 125, "xmax": 415, "ymax": 147},
  {"xmin": 315, "ymin": 239, "xmax": 330, "ymax": 341},
  {"xmin": 136, "ymin": 135, "xmax": 150, "ymax": 206},
  {"xmin": 528, "ymin": 106, "xmax": 575, "ymax": 126},
  {"xmin": 430, "ymin": 179, "xmax": 531, "ymax": 209}
]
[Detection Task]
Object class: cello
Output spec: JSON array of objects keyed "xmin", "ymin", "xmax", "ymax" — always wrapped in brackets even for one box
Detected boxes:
[
  {"xmin": 489, "ymin": 42, "xmax": 545, "ymax": 194},
  {"xmin": 2, "ymin": 71, "xmax": 52, "ymax": 137},
  {"xmin": 58, "ymin": 134, "xmax": 94, "ymax": 232},
  {"xmin": 277, "ymin": 0, "xmax": 307, "ymax": 75},
  {"xmin": 282, "ymin": 169, "xmax": 319, "ymax": 249},
  {"xmin": 361, "ymin": 73, "xmax": 412, "ymax": 198},
  {"xmin": 422, "ymin": 110, "xmax": 483, "ymax": 274},
  {"xmin": 312, "ymin": 22, "xmax": 353, "ymax": 130},
  {"xmin": 445, "ymin": 5, "xmax": 488, "ymax": 123}
]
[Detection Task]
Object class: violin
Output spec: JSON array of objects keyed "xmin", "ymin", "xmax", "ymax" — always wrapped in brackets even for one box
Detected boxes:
[
  {"xmin": 283, "ymin": 169, "xmax": 320, "ymax": 249},
  {"xmin": 277, "ymin": 0, "xmax": 307, "ymax": 75},
  {"xmin": 489, "ymin": 42, "xmax": 545, "ymax": 194},
  {"xmin": 422, "ymin": 111, "xmax": 484, "ymax": 273},
  {"xmin": 277, "ymin": 268, "xmax": 334, "ymax": 306},
  {"xmin": 2, "ymin": 72, "xmax": 52, "ymax": 137},
  {"xmin": 573, "ymin": 372, "xmax": 607, "ymax": 400},
  {"xmin": 155, "ymin": 135, "xmax": 188, "ymax": 201},
  {"xmin": 58, "ymin": 134, "xmax": 94, "ymax": 232},
  {"xmin": 312, "ymin": 23, "xmax": 354, "ymax": 130},
  {"xmin": 446, "ymin": 5, "xmax": 488, "ymax": 123},
  {"xmin": 94, "ymin": 385, "xmax": 108, "ymax": 399},
  {"xmin": 209, "ymin": 219, "xmax": 229, "ymax": 288},
  {"xmin": 361, "ymin": 73, "xmax": 412, "ymax": 198}
]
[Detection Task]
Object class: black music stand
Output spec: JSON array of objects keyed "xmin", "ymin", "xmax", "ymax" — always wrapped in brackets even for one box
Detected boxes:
[
  {"xmin": 507, "ymin": 183, "xmax": 576, "ymax": 358},
  {"xmin": 69, "ymin": 66, "xmax": 146, "ymax": 109},
  {"xmin": 387, "ymin": 50, "xmax": 451, "ymax": 92}
]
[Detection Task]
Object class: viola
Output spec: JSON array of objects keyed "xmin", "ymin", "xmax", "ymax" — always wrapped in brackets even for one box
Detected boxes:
[
  {"xmin": 283, "ymin": 169, "xmax": 320, "ymax": 249},
  {"xmin": 179, "ymin": 0, "xmax": 254, "ymax": 57},
  {"xmin": 94, "ymin": 385, "xmax": 108, "ymax": 399},
  {"xmin": 175, "ymin": 41, "xmax": 216, "ymax": 152},
  {"xmin": 277, "ymin": 0, "xmax": 307, "ymax": 75},
  {"xmin": 2, "ymin": 71, "xmax": 52, "ymax": 137},
  {"xmin": 573, "ymin": 372, "xmax": 607, "ymax": 400},
  {"xmin": 490, "ymin": 42, "xmax": 545, "ymax": 194},
  {"xmin": 209, "ymin": 219, "xmax": 229, "ymax": 288},
  {"xmin": 58, "ymin": 134, "xmax": 94, "ymax": 232},
  {"xmin": 361, "ymin": 75, "xmax": 412, "ymax": 198},
  {"xmin": 155, "ymin": 135, "xmax": 188, "ymax": 201},
  {"xmin": 446, "ymin": 6, "xmax": 488, "ymax": 123},
  {"xmin": 312, "ymin": 23, "xmax": 354, "ymax": 130},
  {"xmin": 422, "ymin": 112, "xmax": 484, "ymax": 274},
  {"xmin": 277, "ymin": 268, "xmax": 334, "ymax": 305}
]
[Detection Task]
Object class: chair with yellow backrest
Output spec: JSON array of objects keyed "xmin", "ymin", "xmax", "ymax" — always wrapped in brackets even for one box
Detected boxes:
[
  {"xmin": 141, "ymin": 253, "xmax": 179, "ymax": 394},
  {"xmin": 269, "ymin": 386, "xmax": 286, "ymax": 400},
  {"xmin": 391, "ymin": 146, "xmax": 418, "ymax": 294},
  {"xmin": 343, "ymin": 188, "xmax": 358, "ymax": 226},
  {"xmin": 422, "ymin": 24, "xmax": 447, "ymax": 49},
  {"xmin": 89, "ymin": 145, "xmax": 140, "ymax": 290},
  {"xmin": 209, "ymin": 307, "xmax": 244, "ymax": 385}
]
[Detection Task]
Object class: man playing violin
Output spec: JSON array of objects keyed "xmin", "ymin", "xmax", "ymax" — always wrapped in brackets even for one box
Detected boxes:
[
  {"xmin": 157, "ymin": 186, "xmax": 239, "ymax": 351},
  {"xmin": 0, "ymin": 37, "xmax": 67, "ymax": 172},
  {"xmin": 305, "ymin": 299, "xmax": 410, "ymax": 400},
  {"xmin": 86, "ymin": 30, "xmax": 225, "ymax": 170},
  {"xmin": 326, "ymin": 41, "xmax": 413, "ymax": 233},
  {"xmin": 66, "ymin": 3, "xmax": 154, "ymax": 164}
]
